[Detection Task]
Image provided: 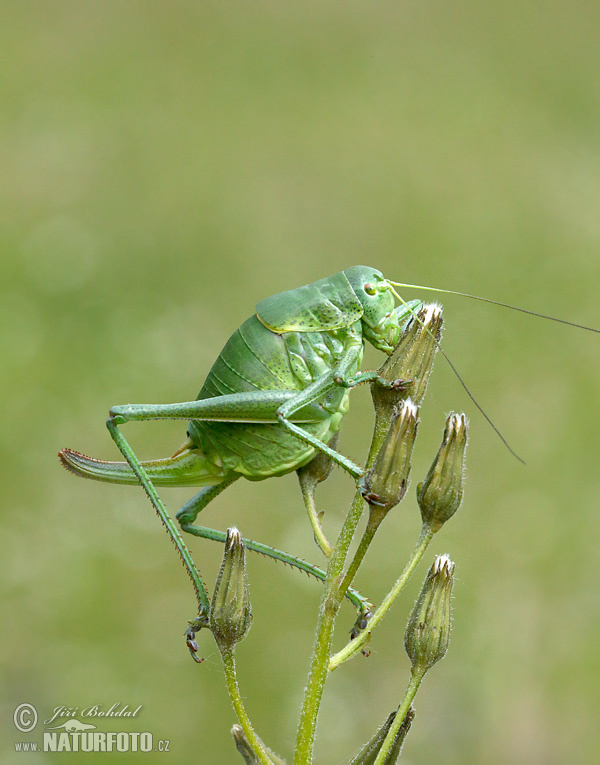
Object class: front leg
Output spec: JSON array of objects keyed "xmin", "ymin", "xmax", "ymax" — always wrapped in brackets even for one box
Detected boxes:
[
  {"xmin": 277, "ymin": 414, "xmax": 364, "ymax": 479},
  {"xmin": 109, "ymin": 385, "xmax": 365, "ymax": 480},
  {"xmin": 336, "ymin": 369, "xmax": 412, "ymax": 391},
  {"xmin": 276, "ymin": 345, "xmax": 366, "ymax": 480}
]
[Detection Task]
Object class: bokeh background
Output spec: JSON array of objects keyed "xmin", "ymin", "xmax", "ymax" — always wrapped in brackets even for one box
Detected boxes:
[{"xmin": 2, "ymin": 2, "xmax": 599, "ymax": 763}]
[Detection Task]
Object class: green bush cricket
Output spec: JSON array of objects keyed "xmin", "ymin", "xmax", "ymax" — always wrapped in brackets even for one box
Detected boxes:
[
  {"xmin": 59, "ymin": 264, "xmax": 598, "ymax": 656},
  {"xmin": 59, "ymin": 266, "xmax": 421, "ymax": 637}
]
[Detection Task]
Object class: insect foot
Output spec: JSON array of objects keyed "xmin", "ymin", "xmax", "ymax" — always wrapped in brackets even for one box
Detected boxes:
[
  {"xmin": 349, "ymin": 606, "xmax": 374, "ymax": 658},
  {"xmin": 349, "ymin": 606, "xmax": 373, "ymax": 641},
  {"xmin": 184, "ymin": 614, "xmax": 209, "ymax": 664},
  {"xmin": 359, "ymin": 488, "xmax": 385, "ymax": 507},
  {"xmin": 388, "ymin": 377, "xmax": 412, "ymax": 390}
]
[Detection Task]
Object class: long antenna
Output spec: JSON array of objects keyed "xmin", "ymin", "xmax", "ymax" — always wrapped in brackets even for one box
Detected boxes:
[
  {"xmin": 431, "ymin": 333, "xmax": 525, "ymax": 464},
  {"xmin": 386, "ymin": 277, "xmax": 598, "ymax": 461},
  {"xmin": 387, "ymin": 283, "xmax": 526, "ymax": 463},
  {"xmin": 388, "ymin": 281, "xmax": 600, "ymax": 334}
]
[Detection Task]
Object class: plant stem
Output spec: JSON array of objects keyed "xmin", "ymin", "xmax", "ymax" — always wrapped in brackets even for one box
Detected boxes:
[
  {"xmin": 329, "ymin": 523, "xmax": 434, "ymax": 671},
  {"xmin": 294, "ymin": 386, "xmax": 413, "ymax": 762},
  {"xmin": 220, "ymin": 647, "xmax": 273, "ymax": 765},
  {"xmin": 373, "ymin": 668, "xmax": 425, "ymax": 765},
  {"xmin": 300, "ymin": 482, "xmax": 333, "ymax": 558},
  {"xmin": 338, "ymin": 507, "xmax": 386, "ymax": 598},
  {"xmin": 336, "ymin": 400, "xmax": 405, "ymax": 596},
  {"xmin": 294, "ymin": 487, "xmax": 366, "ymax": 764}
]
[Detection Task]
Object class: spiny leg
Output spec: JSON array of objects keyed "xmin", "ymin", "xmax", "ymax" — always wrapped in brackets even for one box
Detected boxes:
[
  {"xmin": 174, "ymin": 468, "xmax": 370, "ymax": 617},
  {"xmin": 337, "ymin": 369, "xmax": 411, "ymax": 390},
  {"xmin": 177, "ymin": 480, "xmax": 372, "ymax": 659},
  {"xmin": 108, "ymin": 389, "xmax": 315, "ymax": 425},
  {"xmin": 176, "ymin": 476, "xmax": 241, "ymax": 525},
  {"xmin": 106, "ymin": 417, "xmax": 210, "ymax": 617},
  {"xmin": 273, "ymin": 369, "xmax": 364, "ymax": 478},
  {"xmin": 106, "ymin": 366, "xmax": 409, "ymax": 493},
  {"xmin": 275, "ymin": 349, "xmax": 410, "ymax": 480},
  {"xmin": 109, "ymin": 387, "xmax": 364, "ymax": 480},
  {"xmin": 179, "ymin": 522, "xmax": 372, "ymax": 617},
  {"xmin": 175, "ymin": 480, "xmax": 241, "ymax": 662},
  {"xmin": 278, "ymin": 417, "xmax": 363, "ymax": 478},
  {"xmin": 106, "ymin": 390, "xmax": 366, "ymax": 612}
]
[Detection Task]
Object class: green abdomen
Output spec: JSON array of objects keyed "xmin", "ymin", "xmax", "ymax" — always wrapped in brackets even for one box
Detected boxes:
[{"xmin": 187, "ymin": 316, "xmax": 359, "ymax": 478}]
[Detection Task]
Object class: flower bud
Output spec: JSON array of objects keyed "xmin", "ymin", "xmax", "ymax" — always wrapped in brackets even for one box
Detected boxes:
[
  {"xmin": 231, "ymin": 725, "xmax": 259, "ymax": 764},
  {"xmin": 417, "ymin": 413, "xmax": 468, "ymax": 532},
  {"xmin": 404, "ymin": 554, "xmax": 454, "ymax": 675},
  {"xmin": 361, "ymin": 399, "xmax": 419, "ymax": 511},
  {"xmin": 373, "ymin": 303, "xmax": 443, "ymax": 415},
  {"xmin": 231, "ymin": 725, "xmax": 286, "ymax": 765},
  {"xmin": 349, "ymin": 707, "xmax": 415, "ymax": 764},
  {"xmin": 210, "ymin": 528, "xmax": 252, "ymax": 650}
]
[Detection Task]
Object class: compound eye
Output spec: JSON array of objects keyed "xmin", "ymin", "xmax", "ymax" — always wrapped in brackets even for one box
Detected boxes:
[{"xmin": 364, "ymin": 283, "xmax": 377, "ymax": 296}]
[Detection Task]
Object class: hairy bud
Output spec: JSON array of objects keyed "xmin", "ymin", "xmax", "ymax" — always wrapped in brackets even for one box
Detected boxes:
[
  {"xmin": 349, "ymin": 707, "xmax": 415, "ymax": 764},
  {"xmin": 417, "ymin": 413, "xmax": 468, "ymax": 532},
  {"xmin": 405, "ymin": 554, "xmax": 454, "ymax": 675},
  {"xmin": 210, "ymin": 528, "xmax": 252, "ymax": 650},
  {"xmin": 362, "ymin": 399, "xmax": 419, "ymax": 512},
  {"xmin": 374, "ymin": 303, "xmax": 443, "ymax": 415}
]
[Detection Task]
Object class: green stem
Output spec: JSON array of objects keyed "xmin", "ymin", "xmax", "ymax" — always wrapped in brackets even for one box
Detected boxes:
[
  {"xmin": 336, "ymin": 403, "xmax": 402, "ymax": 596},
  {"xmin": 294, "ymin": 487, "xmax": 366, "ymax": 764},
  {"xmin": 329, "ymin": 524, "xmax": 434, "ymax": 671},
  {"xmin": 294, "ymin": 390, "xmax": 413, "ymax": 762},
  {"xmin": 338, "ymin": 507, "xmax": 386, "ymax": 598},
  {"xmin": 373, "ymin": 668, "xmax": 425, "ymax": 765},
  {"xmin": 300, "ymin": 482, "xmax": 333, "ymax": 558},
  {"xmin": 220, "ymin": 647, "xmax": 273, "ymax": 765}
]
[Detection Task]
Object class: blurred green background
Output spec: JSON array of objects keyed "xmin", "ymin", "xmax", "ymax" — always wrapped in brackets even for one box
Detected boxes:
[{"xmin": 2, "ymin": 2, "xmax": 599, "ymax": 763}]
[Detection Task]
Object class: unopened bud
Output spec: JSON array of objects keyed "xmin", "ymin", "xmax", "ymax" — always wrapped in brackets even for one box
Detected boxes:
[
  {"xmin": 362, "ymin": 399, "xmax": 419, "ymax": 511},
  {"xmin": 374, "ymin": 303, "xmax": 443, "ymax": 413},
  {"xmin": 210, "ymin": 528, "xmax": 252, "ymax": 649},
  {"xmin": 417, "ymin": 413, "xmax": 468, "ymax": 532},
  {"xmin": 405, "ymin": 554, "xmax": 454, "ymax": 675},
  {"xmin": 231, "ymin": 725, "xmax": 286, "ymax": 765},
  {"xmin": 231, "ymin": 724, "xmax": 259, "ymax": 764},
  {"xmin": 349, "ymin": 707, "xmax": 415, "ymax": 764}
]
